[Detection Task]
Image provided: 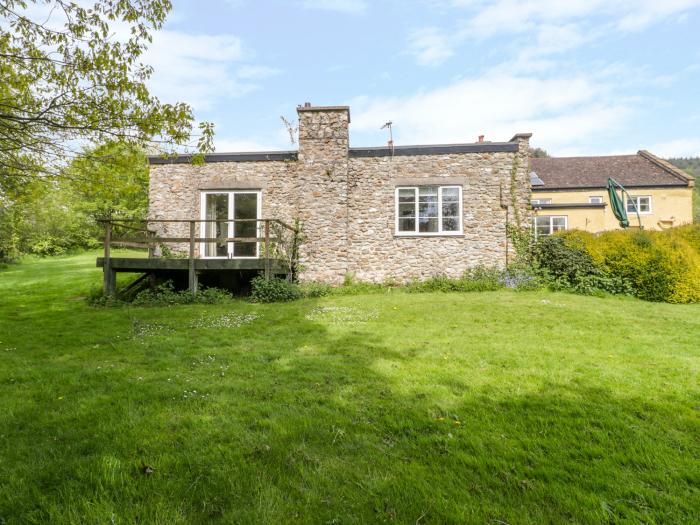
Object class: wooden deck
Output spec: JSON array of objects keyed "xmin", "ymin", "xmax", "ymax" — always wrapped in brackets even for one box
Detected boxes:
[
  {"xmin": 97, "ymin": 218, "xmax": 299, "ymax": 298},
  {"xmin": 96, "ymin": 257, "xmax": 289, "ymax": 273}
]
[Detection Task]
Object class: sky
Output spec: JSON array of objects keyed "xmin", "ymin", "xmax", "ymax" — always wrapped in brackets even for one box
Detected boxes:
[{"xmin": 142, "ymin": 1, "xmax": 700, "ymax": 156}]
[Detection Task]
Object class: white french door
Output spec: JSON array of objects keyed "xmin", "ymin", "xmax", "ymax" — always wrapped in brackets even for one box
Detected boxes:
[{"xmin": 200, "ymin": 191, "xmax": 261, "ymax": 259}]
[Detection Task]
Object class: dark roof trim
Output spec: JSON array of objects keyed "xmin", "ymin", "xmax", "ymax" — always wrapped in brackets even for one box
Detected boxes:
[
  {"xmin": 349, "ymin": 142, "xmax": 518, "ymax": 158},
  {"xmin": 534, "ymin": 203, "xmax": 607, "ymax": 210},
  {"xmin": 149, "ymin": 141, "xmax": 520, "ymax": 164},
  {"xmin": 532, "ymin": 182, "xmax": 687, "ymax": 191},
  {"xmin": 149, "ymin": 151, "xmax": 298, "ymax": 165}
]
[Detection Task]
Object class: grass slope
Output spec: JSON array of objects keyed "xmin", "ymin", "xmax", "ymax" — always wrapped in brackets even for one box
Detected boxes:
[{"xmin": 1, "ymin": 253, "xmax": 699, "ymax": 524}]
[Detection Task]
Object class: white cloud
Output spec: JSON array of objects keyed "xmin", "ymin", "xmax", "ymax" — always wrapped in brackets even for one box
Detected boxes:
[
  {"xmin": 407, "ymin": 27, "xmax": 455, "ymax": 66},
  {"xmin": 300, "ymin": 0, "xmax": 367, "ymax": 14},
  {"xmin": 647, "ymin": 138, "xmax": 700, "ymax": 158},
  {"xmin": 350, "ymin": 72, "xmax": 631, "ymax": 153},
  {"xmin": 142, "ymin": 31, "xmax": 282, "ymax": 112}
]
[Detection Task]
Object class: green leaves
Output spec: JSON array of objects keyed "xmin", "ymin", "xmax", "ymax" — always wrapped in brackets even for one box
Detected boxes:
[{"xmin": 0, "ymin": 1, "xmax": 205, "ymax": 180}]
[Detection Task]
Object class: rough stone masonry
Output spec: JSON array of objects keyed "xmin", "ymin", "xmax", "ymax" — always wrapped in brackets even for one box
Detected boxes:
[{"xmin": 148, "ymin": 104, "xmax": 532, "ymax": 284}]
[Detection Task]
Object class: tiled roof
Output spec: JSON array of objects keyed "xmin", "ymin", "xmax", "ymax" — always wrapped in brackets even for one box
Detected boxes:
[{"xmin": 531, "ymin": 151, "xmax": 694, "ymax": 190}]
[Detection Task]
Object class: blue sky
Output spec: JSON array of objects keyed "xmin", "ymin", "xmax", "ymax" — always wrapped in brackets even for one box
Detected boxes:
[{"xmin": 142, "ymin": 0, "xmax": 700, "ymax": 157}]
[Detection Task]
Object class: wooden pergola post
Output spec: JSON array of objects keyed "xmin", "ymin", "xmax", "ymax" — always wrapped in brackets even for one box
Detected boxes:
[{"xmin": 189, "ymin": 221, "xmax": 198, "ymax": 299}]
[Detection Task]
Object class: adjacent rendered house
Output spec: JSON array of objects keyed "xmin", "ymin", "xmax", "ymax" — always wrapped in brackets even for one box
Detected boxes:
[
  {"xmin": 146, "ymin": 104, "xmax": 532, "ymax": 284},
  {"xmin": 530, "ymin": 152, "xmax": 695, "ymax": 236}
]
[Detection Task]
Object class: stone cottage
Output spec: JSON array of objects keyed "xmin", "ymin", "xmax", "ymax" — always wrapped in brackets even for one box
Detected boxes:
[{"xmin": 148, "ymin": 104, "xmax": 532, "ymax": 284}]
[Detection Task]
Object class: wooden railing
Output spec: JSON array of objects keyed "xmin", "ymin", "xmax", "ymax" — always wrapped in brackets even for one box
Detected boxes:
[{"xmin": 99, "ymin": 218, "xmax": 299, "ymax": 297}]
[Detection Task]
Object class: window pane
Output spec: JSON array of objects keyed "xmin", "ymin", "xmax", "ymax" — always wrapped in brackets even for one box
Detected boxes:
[
  {"xmin": 626, "ymin": 198, "xmax": 636, "ymax": 212},
  {"xmin": 419, "ymin": 187, "xmax": 438, "ymax": 204},
  {"xmin": 535, "ymin": 217, "xmax": 551, "ymax": 236},
  {"xmin": 398, "ymin": 202, "xmax": 415, "ymax": 218},
  {"xmin": 442, "ymin": 187, "xmax": 459, "ymax": 201},
  {"xmin": 205, "ymin": 193, "xmax": 229, "ymax": 257},
  {"xmin": 589, "ymin": 196, "xmax": 603, "ymax": 204},
  {"xmin": 398, "ymin": 218, "xmax": 415, "ymax": 232},
  {"xmin": 442, "ymin": 217, "xmax": 459, "ymax": 231},
  {"xmin": 398, "ymin": 188, "xmax": 415, "ymax": 203},
  {"xmin": 638, "ymin": 197, "xmax": 650, "ymax": 212},
  {"xmin": 551, "ymin": 217, "xmax": 566, "ymax": 231},
  {"xmin": 234, "ymin": 193, "xmax": 258, "ymax": 257},
  {"xmin": 419, "ymin": 202, "xmax": 438, "ymax": 217},
  {"xmin": 419, "ymin": 217, "xmax": 439, "ymax": 233},
  {"xmin": 442, "ymin": 202, "xmax": 459, "ymax": 217}
]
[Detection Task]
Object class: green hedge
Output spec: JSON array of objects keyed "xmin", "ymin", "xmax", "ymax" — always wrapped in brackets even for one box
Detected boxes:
[{"xmin": 534, "ymin": 225, "xmax": 700, "ymax": 303}]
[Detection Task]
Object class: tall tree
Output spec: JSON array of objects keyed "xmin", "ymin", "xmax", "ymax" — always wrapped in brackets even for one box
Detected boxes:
[{"xmin": 0, "ymin": 0, "xmax": 209, "ymax": 185}]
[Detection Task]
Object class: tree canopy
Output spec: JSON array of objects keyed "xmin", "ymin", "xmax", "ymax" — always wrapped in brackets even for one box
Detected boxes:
[{"xmin": 0, "ymin": 0, "xmax": 207, "ymax": 184}]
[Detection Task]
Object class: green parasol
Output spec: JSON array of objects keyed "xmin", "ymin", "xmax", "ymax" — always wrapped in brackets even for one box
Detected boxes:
[{"xmin": 607, "ymin": 177, "xmax": 641, "ymax": 229}]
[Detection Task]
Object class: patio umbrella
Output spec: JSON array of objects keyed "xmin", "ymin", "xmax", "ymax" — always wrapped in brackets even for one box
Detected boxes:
[{"xmin": 607, "ymin": 177, "xmax": 642, "ymax": 229}]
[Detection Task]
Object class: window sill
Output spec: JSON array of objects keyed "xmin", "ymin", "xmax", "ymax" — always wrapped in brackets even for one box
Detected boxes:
[{"xmin": 394, "ymin": 232, "xmax": 465, "ymax": 238}]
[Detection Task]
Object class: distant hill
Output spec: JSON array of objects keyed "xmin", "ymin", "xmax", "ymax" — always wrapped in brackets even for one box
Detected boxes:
[{"xmin": 668, "ymin": 157, "xmax": 700, "ymax": 222}]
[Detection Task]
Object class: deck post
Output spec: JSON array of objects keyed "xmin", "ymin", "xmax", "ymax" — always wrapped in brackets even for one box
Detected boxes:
[
  {"xmin": 264, "ymin": 220, "xmax": 271, "ymax": 281},
  {"xmin": 189, "ymin": 221, "xmax": 197, "ymax": 299},
  {"xmin": 103, "ymin": 221, "xmax": 116, "ymax": 296}
]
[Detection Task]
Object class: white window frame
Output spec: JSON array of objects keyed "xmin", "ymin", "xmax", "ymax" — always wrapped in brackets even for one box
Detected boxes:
[
  {"xmin": 394, "ymin": 185, "xmax": 463, "ymax": 236},
  {"xmin": 533, "ymin": 215, "xmax": 568, "ymax": 239},
  {"xmin": 199, "ymin": 190, "xmax": 262, "ymax": 259},
  {"xmin": 531, "ymin": 198, "xmax": 552, "ymax": 205},
  {"xmin": 589, "ymin": 196, "xmax": 603, "ymax": 204},
  {"xmin": 626, "ymin": 195, "xmax": 652, "ymax": 215}
]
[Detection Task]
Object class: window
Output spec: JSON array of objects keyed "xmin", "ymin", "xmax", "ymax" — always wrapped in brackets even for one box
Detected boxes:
[
  {"xmin": 531, "ymin": 198, "xmax": 552, "ymax": 205},
  {"xmin": 626, "ymin": 196, "xmax": 652, "ymax": 214},
  {"xmin": 200, "ymin": 190, "xmax": 261, "ymax": 258},
  {"xmin": 589, "ymin": 196, "xmax": 603, "ymax": 204},
  {"xmin": 533, "ymin": 216, "xmax": 567, "ymax": 238},
  {"xmin": 395, "ymin": 186, "xmax": 462, "ymax": 235}
]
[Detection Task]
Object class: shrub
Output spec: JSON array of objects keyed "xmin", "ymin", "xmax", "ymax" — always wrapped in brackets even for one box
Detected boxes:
[
  {"xmin": 546, "ymin": 228, "xmax": 700, "ymax": 304},
  {"xmin": 250, "ymin": 275, "xmax": 301, "ymax": 303},
  {"xmin": 532, "ymin": 235, "xmax": 600, "ymax": 283}
]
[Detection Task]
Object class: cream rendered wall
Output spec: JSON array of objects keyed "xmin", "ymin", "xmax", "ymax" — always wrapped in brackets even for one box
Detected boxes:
[{"xmin": 532, "ymin": 187, "xmax": 693, "ymax": 232}]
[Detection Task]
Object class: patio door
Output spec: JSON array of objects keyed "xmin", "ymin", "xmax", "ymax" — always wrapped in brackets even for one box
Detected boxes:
[{"xmin": 201, "ymin": 191, "xmax": 261, "ymax": 258}]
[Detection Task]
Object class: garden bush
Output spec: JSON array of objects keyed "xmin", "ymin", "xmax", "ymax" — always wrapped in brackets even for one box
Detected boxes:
[
  {"xmin": 536, "ymin": 227, "xmax": 700, "ymax": 304},
  {"xmin": 250, "ymin": 275, "xmax": 301, "ymax": 303}
]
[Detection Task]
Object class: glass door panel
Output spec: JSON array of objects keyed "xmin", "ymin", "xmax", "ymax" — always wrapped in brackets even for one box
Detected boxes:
[
  {"xmin": 233, "ymin": 193, "xmax": 258, "ymax": 257},
  {"xmin": 204, "ymin": 193, "xmax": 229, "ymax": 257}
]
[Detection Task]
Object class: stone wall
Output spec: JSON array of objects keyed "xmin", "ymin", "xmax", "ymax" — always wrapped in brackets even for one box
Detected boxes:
[
  {"xmin": 148, "ymin": 160, "xmax": 298, "ymax": 256},
  {"xmin": 147, "ymin": 105, "xmax": 531, "ymax": 283},
  {"xmin": 346, "ymin": 148, "xmax": 531, "ymax": 283}
]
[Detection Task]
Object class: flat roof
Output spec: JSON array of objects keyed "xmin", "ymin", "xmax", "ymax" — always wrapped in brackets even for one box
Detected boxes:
[{"xmin": 148, "ymin": 142, "xmax": 518, "ymax": 164}]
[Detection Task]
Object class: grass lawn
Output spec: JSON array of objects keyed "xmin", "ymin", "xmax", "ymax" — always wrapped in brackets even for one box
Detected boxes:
[{"xmin": 1, "ymin": 252, "xmax": 699, "ymax": 524}]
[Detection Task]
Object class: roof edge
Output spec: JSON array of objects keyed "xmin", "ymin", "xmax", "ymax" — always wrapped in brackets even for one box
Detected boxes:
[
  {"xmin": 350, "ymin": 142, "xmax": 518, "ymax": 157},
  {"xmin": 148, "ymin": 151, "xmax": 298, "ymax": 165},
  {"xmin": 532, "ymin": 183, "xmax": 688, "ymax": 191},
  {"xmin": 510, "ymin": 133, "xmax": 533, "ymax": 142},
  {"xmin": 638, "ymin": 150, "xmax": 695, "ymax": 187}
]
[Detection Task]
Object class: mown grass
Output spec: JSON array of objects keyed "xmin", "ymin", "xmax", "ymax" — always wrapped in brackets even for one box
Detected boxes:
[{"xmin": 0, "ymin": 252, "xmax": 699, "ymax": 524}]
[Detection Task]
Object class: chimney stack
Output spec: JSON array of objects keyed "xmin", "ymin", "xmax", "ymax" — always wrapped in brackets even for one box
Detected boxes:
[{"xmin": 478, "ymin": 135, "xmax": 485, "ymax": 143}]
